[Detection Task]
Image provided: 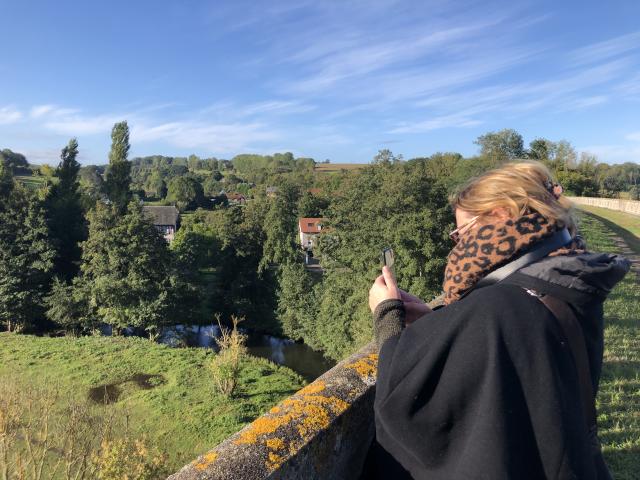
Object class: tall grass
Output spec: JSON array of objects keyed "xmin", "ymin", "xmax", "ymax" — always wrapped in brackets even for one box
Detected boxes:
[{"xmin": 0, "ymin": 378, "xmax": 168, "ymax": 480}]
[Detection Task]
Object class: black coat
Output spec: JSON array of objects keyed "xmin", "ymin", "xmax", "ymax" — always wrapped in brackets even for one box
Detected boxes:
[{"xmin": 372, "ymin": 253, "xmax": 630, "ymax": 480}]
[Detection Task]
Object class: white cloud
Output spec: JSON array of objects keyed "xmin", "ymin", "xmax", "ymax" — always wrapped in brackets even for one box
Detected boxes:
[
  {"xmin": 43, "ymin": 114, "xmax": 125, "ymax": 135},
  {"xmin": 626, "ymin": 131, "xmax": 640, "ymax": 142},
  {"xmin": 570, "ymin": 30, "xmax": 640, "ymax": 66},
  {"xmin": 386, "ymin": 58, "xmax": 628, "ymax": 130},
  {"xmin": 284, "ymin": 17, "xmax": 510, "ymax": 95},
  {"xmin": 389, "ymin": 114, "xmax": 481, "ymax": 134},
  {"xmin": 238, "ymin": 100, "xmax": 315, "ymax": 117},
  {"xmin": 0, "ymin": 106, "xmax": 22, "ymax": 125},
  {"xmin": 30, "ymin": 105, "xmax": 55, "ymax": 118},
  {"xmin": 6, "ymin": 101, "xmax": 290, "ymax": 156},
  {"xmin": 615, "ymin": 74, "xmax": 640, "ymax": 97},
  {"xmin": 131, "ymin": 120, "xmax": 280, "ymax": 153},
  {"xmin": 30, "ymin": 104, "xmax": 81, "ymax": 118},
  {"xmin": 17, "ymin": 148, "xmax": 61, "ymax": 165},
  {"xmin": 201, "ymin": 100, "xmax": 316, "ymax": 119}
]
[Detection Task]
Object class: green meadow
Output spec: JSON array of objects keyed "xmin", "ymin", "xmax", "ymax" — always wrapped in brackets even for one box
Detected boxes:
[
  {"xmin": 577, "ymin": 209, "xmax": 640, "ymax": 480},
  {"xmin": 0, "ymin": 334, "xmax": 305, "ymax": 476}
]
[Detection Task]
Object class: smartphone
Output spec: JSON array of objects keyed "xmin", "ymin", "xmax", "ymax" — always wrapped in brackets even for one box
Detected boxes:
[{"xmin": 381, "ymin": 247, "xmax": 395, "ymax": 276}]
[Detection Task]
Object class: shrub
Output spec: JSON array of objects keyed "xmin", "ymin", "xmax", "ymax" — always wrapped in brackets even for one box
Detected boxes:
[
  {"xmin": 208, "ymin": 315, "xmax": 247, "ymax": 397},
  {"xmin": 92, "ymin": 437, "xmax": 167, "ymax": 480}
]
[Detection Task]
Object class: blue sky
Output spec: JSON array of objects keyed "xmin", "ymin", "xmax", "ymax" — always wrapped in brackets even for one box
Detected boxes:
[{"xmin": 1, "ymin": 0, "xmax": 639, "ymax": 165}]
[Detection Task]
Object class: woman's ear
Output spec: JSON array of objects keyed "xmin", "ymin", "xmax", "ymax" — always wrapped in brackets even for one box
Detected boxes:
[{"xmin": 489, "ymin": 207, "xmax": 511, "ymax": 220}]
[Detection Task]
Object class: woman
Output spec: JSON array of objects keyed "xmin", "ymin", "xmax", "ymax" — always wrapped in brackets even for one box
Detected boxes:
[{"xmin": 368, "ymin": 161, "xmax": 630, "ymax": 480}]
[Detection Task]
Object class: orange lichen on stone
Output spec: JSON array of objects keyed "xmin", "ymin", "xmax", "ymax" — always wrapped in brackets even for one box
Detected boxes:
[
  {"xmin": 232, "ymin": 378, "xmax": 351, "ymax": 472},
  {"xmin": 345, "ymin": 353, "xmax": 378, "ymax": 380},
  {"xmin": 297, "ymin": 380, "xmax": 327, "ymax": 396},
  {"xmin": 234, "ymin": 381, "xmax": 327, "ymax": 446},
  {"xmin": 235, "ymin": 414, "xmax": 291, "ymax": 446},
  {"xmin": 193, "ymin": 450, "xmax": 218, "ymax": 471},
  {"xmin": 267, "ymin": 451, "xmax": 285, "ymax": 469},
  {"xmin": 266, "ymin": 438, "xmax": 285, "ymax": 451},
  {"xmin": 296, "ymin": 403, "xmax": 332, "ymax": 439}
]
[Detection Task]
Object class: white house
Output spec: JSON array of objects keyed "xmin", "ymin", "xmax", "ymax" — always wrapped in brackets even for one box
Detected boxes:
[{"xmin": 298, "ymin": 217, "xmax": 324, "ymax": 250}]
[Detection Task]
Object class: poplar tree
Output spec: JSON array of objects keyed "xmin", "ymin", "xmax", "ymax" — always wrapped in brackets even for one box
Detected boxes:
[
  {"xmin": 45, "ymin": 138, "xmax": 87, "ymax": 279},
  {"xmin": 104, "ymin": 121, "xmax": 132, "ymax": 211}
]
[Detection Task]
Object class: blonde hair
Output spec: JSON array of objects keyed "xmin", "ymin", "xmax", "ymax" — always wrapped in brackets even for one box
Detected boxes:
[{"xmin": 450, "ymin": 161, "xmax": 576, "ymax": 234}]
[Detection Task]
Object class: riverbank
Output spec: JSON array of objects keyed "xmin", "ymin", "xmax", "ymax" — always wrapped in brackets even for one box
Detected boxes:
[{"xmin": 0, "ymin": 333, "xmax": 306, "ymax": 476}]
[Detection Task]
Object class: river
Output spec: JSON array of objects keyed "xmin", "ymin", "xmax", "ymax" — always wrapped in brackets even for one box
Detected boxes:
[{"xmin": 104, "ymin": 324, "xmax": 335, "ymax": 382}]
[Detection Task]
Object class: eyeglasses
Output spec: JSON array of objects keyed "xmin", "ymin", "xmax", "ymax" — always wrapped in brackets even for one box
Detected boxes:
[{"xmin": 448, "ymin": 215, "xmax": 480, "ymax": 244}]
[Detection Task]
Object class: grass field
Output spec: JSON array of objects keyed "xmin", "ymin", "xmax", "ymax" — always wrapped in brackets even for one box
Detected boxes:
[
  {"xmin": 577, "ymin": 205, "xmax": 640, "ymax": 254},
  {"xmin": 15, "ymin": 175, "xmax": 47, "ymax": 190},
  {"xmin": 313, "ymin": 162, "xmax": 367, "ymax": 173},
  {"xmin": 0, "ymin": 334, "xmax": 305, "ymax": 476},
  {"xmin": 576, "ymin": 210, "xmax": 640, "ymax": 479}
]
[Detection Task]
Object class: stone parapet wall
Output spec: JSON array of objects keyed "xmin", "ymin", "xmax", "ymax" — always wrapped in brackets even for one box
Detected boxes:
[
  {"xmin": 168, "ymin": 343, "xmax": 379, "ymax": 480},
  {"xmin": 568, "ymin": 196, "xmax": 640, "ymax": 216}
]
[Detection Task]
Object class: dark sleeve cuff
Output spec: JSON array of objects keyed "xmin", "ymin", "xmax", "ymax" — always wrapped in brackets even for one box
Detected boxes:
[{"xmin": 373, "ymin": 298, "xmax": 406, "ymax": 350}]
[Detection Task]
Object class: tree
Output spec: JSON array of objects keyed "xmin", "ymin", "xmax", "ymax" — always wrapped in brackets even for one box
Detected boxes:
[
  {"xmin": 294, "ymin": 157, "xmax": 316, "ymax": 172},
  {"xmin": 80, "ymin": 202, "xmax": 176, "ymax": 335},
  {"xmin": 188, "ymin": 154, "xmax": 202, "ymax": 171},
  {"xmin": 554, "ymin": 140, "xmax": 577, "ymax": 170},
  {"xmin": 602, "ymin": 175, "xmax": 626, "ymax": 197},
  {"xmin": 475, "ymin": 129, "xmax": 525, "ymax": 163},
  {"xmin": 144, "ymin": 170, "xmax": 167, "ymax": 199},
  {"xmin": 0, "ymin": 177, "xmax": 55, "ymax": 332},
  {"xmin": 555, "ymin": 169, "xmax": 596, "ymax": 197},
  {"xmin": 39, "ymin": 164, "xmax": 55, "ymax": 177},
  {"xmin": 173, "ymin": 203, "xmax": 281, "ymax": 333},
  {"xmin": 45, "ymin": 138, "xmax": 87, "ymax": 279},
  {"xmin": 45, "ymin": 277, "xmax": 94, "ymax": 334},
  {"xmin": 297, "ymin": 191, "xmax": 329, "ymax": 217},
  {"xmin": 276, "ymin": 262, "xmax": 318, "ymax": 341},
  {"xmin": 304, "ymin": 161, "xmax": 453, "ymax": 359},
  {"xmin": 372, "ymin": 149, "xmax": 403, "ymax": 165},
  {"xmin": 78, "ymin": 165, "xmax": 105, "ymax": 205},
  {"xmin": 577, "ymin": 152, "xmax": 598, "ymax": 176},
  {"xmin": 528, "ymin": 138, "xmax": 554, "ymax": 162},
  {"xmin": 259, "ymin": 182, "xmax": 300, "ymax": 272},
  {"xmin": 0, "ymin": 161, "xmax": 13, "ymax": 197},
  {"xmin": 104, "ymin": 121, "xmax": 132, "ymax": 211},
  {"xmin": 166, "ymin": 175, "xmax": 204, "ymax": 210},
  {"xmin": 0, "ymin": 149, "xmax": 30, "ymax": 174}
]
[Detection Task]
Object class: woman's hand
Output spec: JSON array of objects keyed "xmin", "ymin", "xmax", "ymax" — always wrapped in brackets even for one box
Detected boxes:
[
  {"xmin": 400, "ymin": 289, "xmax": 432, "ymax": 324},
  {"xmin": 369, "ymin": 266, "xmax": 401, "ymax": 312}
]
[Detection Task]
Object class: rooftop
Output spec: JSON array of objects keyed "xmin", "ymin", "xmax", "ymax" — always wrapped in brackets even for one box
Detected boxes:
[{"xmin": 142, "ymin": 205, "xmax": 180, "ymax": 226}]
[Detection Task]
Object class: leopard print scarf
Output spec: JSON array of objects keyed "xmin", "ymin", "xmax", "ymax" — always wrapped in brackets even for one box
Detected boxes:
[{"xmin": 443, "ymin": 212, "xmax": 586, "ymax": 305}]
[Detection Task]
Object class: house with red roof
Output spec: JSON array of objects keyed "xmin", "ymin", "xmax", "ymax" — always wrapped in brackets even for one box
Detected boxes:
[
  {"xmin": 298, "ymin": 217, "xmax": 325, "ymax": 250},
  {"xmin": 225, "ymin": 192, "xmax": 247, "ymax": 205}
]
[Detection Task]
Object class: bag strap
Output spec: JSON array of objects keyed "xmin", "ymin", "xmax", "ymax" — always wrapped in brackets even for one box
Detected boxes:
[
  {"xmin": 538, "ymin": 295, "xmax": 597, "ymax": 431},
  {"xmin": 475, "ymin": 228, "xmax": 572, "ymax": 289}
]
